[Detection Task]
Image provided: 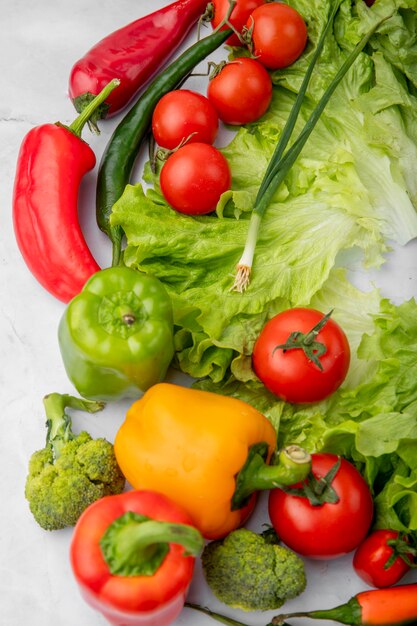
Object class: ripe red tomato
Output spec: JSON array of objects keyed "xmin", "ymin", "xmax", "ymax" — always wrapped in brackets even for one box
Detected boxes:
[
  {"xmin": 252, "ymin": 308, "xmax": 350, "ymax": 404},
  {"xmin": 353, "ymin": 530, "xmax": 413, "ymax": 588},
  {"xmin": 246, "ymin": 3, "xmax": 308, "ymax": 69},
  {"xmin": 207, "ymin": 58, "xmax": 272, "ymax": 125},
  {"xmin": 160, "ymin": 143, "xmax": 231, "ymax": 215},
  {"xmin": 211, "ymin": 0, "xmax": 266, "ymax": 46},
  {"xmin": 152, "ymin": 90, "xmax": 218, "ymax": 150},
  {"xmin": 269, "ymin": 453, "xmax": 374, "ymax": 559}
]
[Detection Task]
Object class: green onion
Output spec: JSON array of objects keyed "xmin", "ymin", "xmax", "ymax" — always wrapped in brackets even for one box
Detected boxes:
[{"xmin": 231, "ymin": 6, "xmax": 394, "ymax": 293}]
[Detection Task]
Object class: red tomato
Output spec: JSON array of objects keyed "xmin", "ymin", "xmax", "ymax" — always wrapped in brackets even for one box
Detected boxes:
[
  {"xmin": 207, "ymin": 58, "xmax": 272, "ymax": 125},
  {"xmin": 268, "ymin": 453, "xmax": 374, "ymax": 559},
  {"xmin": 353, "ymin": 530, "xmax": 413, "ymax": 588},
  {"xmin": 152, "ymin": 90, "xmax": 219, "ymax": 150},
  {"xmin": 211, "ymin": 0, "xmax": 266, "ymax": 46},
  {"xmin": 246, "ymin": 3, "xmax": 308, "ymax": 69},
  {"xmin": 160, "ymin": 143, "xmax": 231, "ymax": 215},
  {"xmin": 252, "ymin": 308, "xmax": 350, "ymax": 404}
]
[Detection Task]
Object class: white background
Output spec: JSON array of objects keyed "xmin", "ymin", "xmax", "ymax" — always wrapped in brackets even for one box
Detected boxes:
[{"xmin": 1, "ymin": 1, "xmax": 417, "ymax": 625}]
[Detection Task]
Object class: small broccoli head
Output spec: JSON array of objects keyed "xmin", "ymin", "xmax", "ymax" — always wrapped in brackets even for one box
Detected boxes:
[
  {"xmin": 25, "ymin": 431, "xmax": 125, "ymax": 531},
  {"xmin": 202, "ymin": 528, "xmax": 306, "ymax": 611}
]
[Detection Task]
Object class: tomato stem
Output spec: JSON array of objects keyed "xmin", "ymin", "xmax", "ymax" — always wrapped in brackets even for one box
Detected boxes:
[
  {"xmin": 281, "ymin": 457, "xmax": 341, "ymax": 506},
  {"xmin": 272, "ymin": 310, "xmax": 333, "ymax": 371}
]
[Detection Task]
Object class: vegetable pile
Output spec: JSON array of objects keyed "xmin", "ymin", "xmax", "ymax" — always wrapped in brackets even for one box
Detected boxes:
[{"xmin": 11, "ymin": 0, "xmax": 417, "ymax": 624}]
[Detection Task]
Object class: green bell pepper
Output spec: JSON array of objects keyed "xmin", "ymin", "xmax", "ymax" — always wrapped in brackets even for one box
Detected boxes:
[{"xmin": 58, "ymin": 267, "xmax": 174, "ymax": 400}]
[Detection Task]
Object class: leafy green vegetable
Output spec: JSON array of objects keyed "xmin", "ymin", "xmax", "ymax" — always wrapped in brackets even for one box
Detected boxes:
[{"xmin": 110, "ymin": 0, "xmax": 417, "ymax": 532}]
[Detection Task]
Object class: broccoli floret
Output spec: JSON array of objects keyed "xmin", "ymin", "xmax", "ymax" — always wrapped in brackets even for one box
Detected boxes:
[
  {"xmin": 25, "ymin": 393, "xmax": 125, "ymax": 531},
  {"xmin": 201, "ymin": 528, "xmax": 306, "ymax": 611}
]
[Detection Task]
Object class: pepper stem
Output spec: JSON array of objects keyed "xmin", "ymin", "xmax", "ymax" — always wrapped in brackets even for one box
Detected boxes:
[
  {"xmin": 100, "ymin": 512, "xmax": 204, "ymax": 577},
  {"xmin": 231, "ymin": 444, "xmax": 311, "ymax": 510},
  {"xmin": 271, "ymin": 596, "xmax": 362, "ymax": 625},
  {"xmin": 185, "ymin": 603, "xmax": 293, "ymax": 626},
  {"xmin": 44, "ymin": 393, "xmax": 105, "ymax": 459},
  {"xmin": 68, "ymin": 78, "xmax": 120, "ymax": 137}
]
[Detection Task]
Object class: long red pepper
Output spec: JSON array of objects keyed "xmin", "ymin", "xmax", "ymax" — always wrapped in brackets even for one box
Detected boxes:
[
  {"xmin": 273, "ymin": 584, "xmax": 417, "ymax": 625},
  {"xmin": 186, "ymin": 584, "xmax": 417, "ymax": 626},
  {"xmin": 69, "ymin": 0, "xmax": 208, "ymax": 123},
  {"xmin": 13, "ymin": 80, "xmax": 119, "ymax": 303}
]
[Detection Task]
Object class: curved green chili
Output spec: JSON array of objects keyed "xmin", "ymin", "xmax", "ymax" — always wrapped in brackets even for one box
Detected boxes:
[{"xmin": 97, "ymin": 27, "xmax": 231, "ymax": 267}]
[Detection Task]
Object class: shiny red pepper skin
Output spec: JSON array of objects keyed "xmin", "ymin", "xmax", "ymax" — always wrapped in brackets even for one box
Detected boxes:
[
  {"xmin": 70, "ymin": 491, "xmax": 199, "ymax": 626},
  {"xmin": 13, "ymin": 124, "xmax": 100, "ymax": 303},
  {"xmin": 69, "ymin": 0, "xmax": 208, "ymax": 117}
]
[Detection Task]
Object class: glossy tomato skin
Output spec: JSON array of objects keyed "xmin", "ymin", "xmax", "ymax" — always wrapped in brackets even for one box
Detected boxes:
[
  {"xmin": 252, "ymin": 308, "xmax": 350, "ymax": 404},
  {"xmin": 207, "ymin": 57, "xmax": 272, "ymax": 125},
  {"xmin": 152, "ymin": 90, "xmax": 219, "ymax": 150},
  {"xmin": 211, "ymin": 0, "xmax": 266, "ymax": 46},
  {"xmin": 268, "ymin": 453, "xmax": 374, "ymax": 559},
  {"xmin": 353, "ymin": 530, "xmax": 412, "ymax": 588},
  {"xmin": 160, "ymin": 143, "xmax": 231, "ymax": 215},
  {"xmin": 247, "ymin": 3, "xmax": 308, "ymax": 70}
]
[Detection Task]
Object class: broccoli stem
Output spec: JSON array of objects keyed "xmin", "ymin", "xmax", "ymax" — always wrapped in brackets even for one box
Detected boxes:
[
  {"xmin": 44, "ymin": 393, "xmax": 105, "ymax": 459},
  {"xmin": 231, "ymin": 444, "xmax": 311, "ymax": 510}
]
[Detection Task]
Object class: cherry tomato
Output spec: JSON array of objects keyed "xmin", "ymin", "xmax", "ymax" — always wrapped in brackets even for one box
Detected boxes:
[
  {"xmin": 252, "ymin": 308, "xmax": 350, "ymax": 404},
  {"xmin": 246, "ymin": 3, "xmax": 308, "ymax": 69},
  {"xmin": 152, "ymin": 90, "xmax": 219, "ymax": 150},
  {"xmin": 211, "ymin": 0, "xmax": 266, "ymax": 46},
  {"xmin": 160, "ymin": 143, "xmax": 231, "ymax": 215},
  {"xmin": 207, "ymin": 58, "xmax": 272, "ymax": 125},
  {"xmin": 353, "ymin": 530, "xmax": 413, "ymax": 588},
  {"xmin": 268, "ymin": 453, "xmax": 374, "ymax": 559}
]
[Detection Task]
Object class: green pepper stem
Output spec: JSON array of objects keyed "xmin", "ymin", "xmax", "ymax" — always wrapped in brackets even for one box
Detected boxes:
[
  {"xmin": 100, "ymin": 512, "xmax": 204, "ymax": 577},
  {"xmin": 231, "ymin": 444, "xmax": 311, "ymax": 510},
  {"xmin": 111, "ymin": 230, "xmax": 124, "ymax": 268},
  {"xmin": 68, "ymin": 78, "xmax": 120, "ymax": 137},
  {"xmin": 272, "ymin": 597, "xmax": 362, "ymax": 625},
  {"xmin": 44, "ymin": 393, "xmax": 105, "ymax": 459},
  {"xmin": 185, "ymin": 603, "xmax": 293, "ymax": 626}
]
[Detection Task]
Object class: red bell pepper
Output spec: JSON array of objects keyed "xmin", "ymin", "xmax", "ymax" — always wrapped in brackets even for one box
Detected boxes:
[
  {"xmin": 70, "ymin": 490, "xmax": 204, "ymax": 626},
  {"xmin": 13, "ymin": 79, "xmax": 119, "ymax": 303},
  {"xmin": 69, "ymin": 0, "xmax": 209, "ymax": 124}
]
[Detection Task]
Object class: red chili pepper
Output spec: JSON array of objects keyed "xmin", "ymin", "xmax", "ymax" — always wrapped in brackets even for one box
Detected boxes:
[
  {"xmin": 70, "ymin": 490, "xmax": 204, "ymax": 626},
  {"xmin": 69, "ymin": 0, "xmax": 208, "ymax": 124},
  {"xmin": 13, "ymin": 80, "xmax": 119, "ymax": 303},
  {"xmin": 272, "ymin": 583, "xmax": 417, "ymax": 625}
]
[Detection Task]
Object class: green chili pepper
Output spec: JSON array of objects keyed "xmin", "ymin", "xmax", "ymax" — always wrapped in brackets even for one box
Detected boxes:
[
  {"xmin": 58, "ymin": 267, "xmax": 174, "ymax": 401},
  {"xmin": 96, "ymin": 27, "xmax": 232, "ymax": 267}
]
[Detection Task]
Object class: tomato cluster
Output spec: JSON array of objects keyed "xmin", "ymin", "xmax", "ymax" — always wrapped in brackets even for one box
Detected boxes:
[{"xmin": 151, "ymin": 0, "xmax": 308, "ymax": 215}]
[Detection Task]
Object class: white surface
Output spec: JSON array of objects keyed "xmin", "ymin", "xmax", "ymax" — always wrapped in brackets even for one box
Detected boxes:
[{"xmin": 1, "ymin": 2, "xmax": 417, "ymax": 626}]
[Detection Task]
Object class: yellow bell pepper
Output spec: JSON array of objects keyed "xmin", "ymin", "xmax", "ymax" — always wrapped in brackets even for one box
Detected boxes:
[{"xmin": 114, "ymin": 383, "xmax": 311, "ymax": 539}]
